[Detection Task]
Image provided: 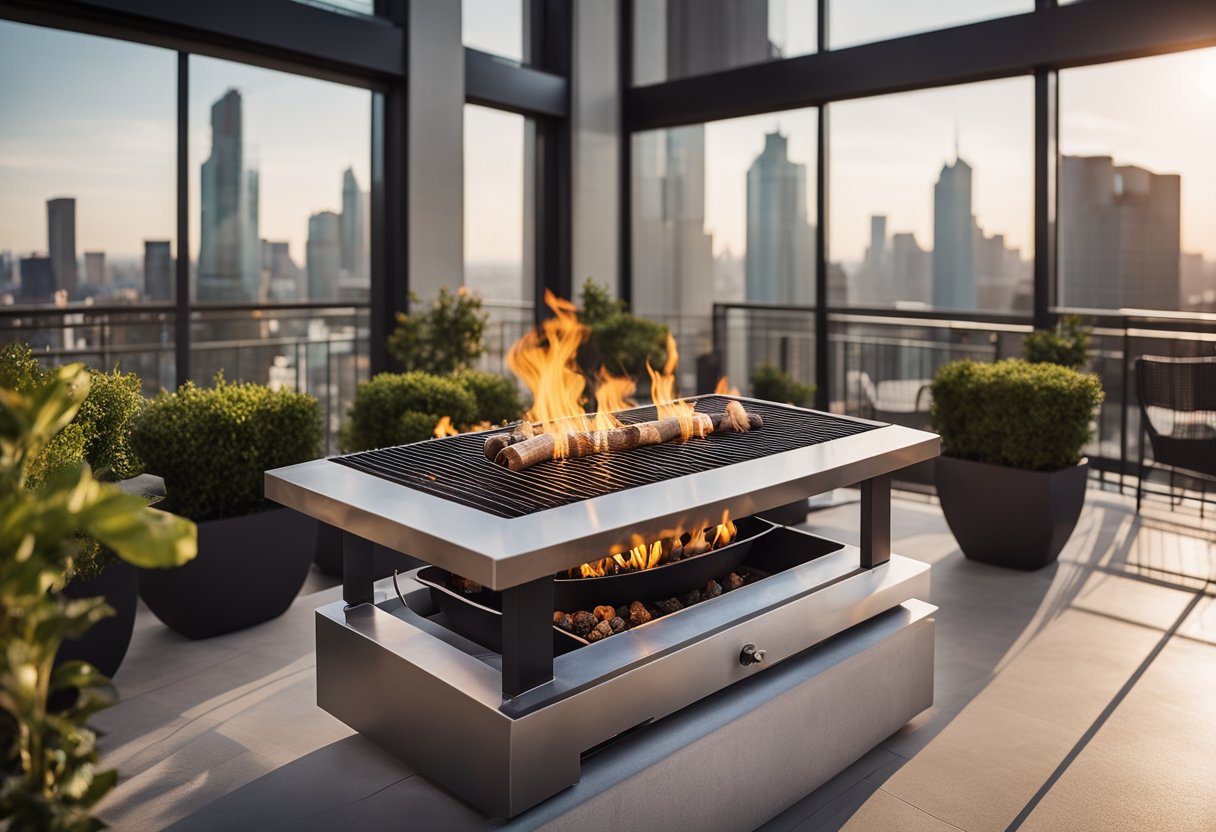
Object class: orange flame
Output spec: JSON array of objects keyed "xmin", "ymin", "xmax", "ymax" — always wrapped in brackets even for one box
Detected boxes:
[
  {"xmin": 433, "ymin": 416, "xmax": 460, "ymax": 438},
  {"xmin": 507, "ymin": 290, "xmax": 593, "ymax": 456},
  {"xmin": 593, "ymin": 368, "xmax": 635, "ymax": 431},
  {"xmin": 568, "ymin": 511, "xmax": 737, "ymax": 578},
  {"xmin": 645, "ymin": 332, "xmax": 702, "ymax": 440},
  {"xmin": 715, "ymin": 376, "xmax": 741, "ymax": 396}
]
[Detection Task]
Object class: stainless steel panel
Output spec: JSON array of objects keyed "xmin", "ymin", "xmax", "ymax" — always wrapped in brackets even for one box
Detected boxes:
[{"xmin": 267, "ymin": 407, "xmax": 938, "ymax": 589}]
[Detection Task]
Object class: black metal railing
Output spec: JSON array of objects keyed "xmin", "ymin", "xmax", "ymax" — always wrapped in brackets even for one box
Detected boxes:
[{"xmin": 711, "ymin": 301, "xmax": 1216, "ymax": 513}]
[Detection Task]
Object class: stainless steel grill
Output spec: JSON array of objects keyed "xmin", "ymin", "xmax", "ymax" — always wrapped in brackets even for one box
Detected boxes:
[
  {"xmin": 331, "ymin": 396, "xmax": 877, "ymax": 518},
  {"xmin": 265, "ymin": 398, "xmax": 941, "ymax": 820}
]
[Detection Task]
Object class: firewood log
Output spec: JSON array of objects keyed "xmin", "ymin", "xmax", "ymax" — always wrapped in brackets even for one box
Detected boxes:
[{"xmin": 491, "ymin": 406, "xmax": 763, "ymax": 472}]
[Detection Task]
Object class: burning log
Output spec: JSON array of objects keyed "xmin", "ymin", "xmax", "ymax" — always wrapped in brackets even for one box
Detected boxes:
[
  {"xmin": 488, "ymin": 400, "xmax": 763, "ymax": 472},
  {"xmin": 481, "ymin": 420, "xmax": 537, "ymax": 462}
]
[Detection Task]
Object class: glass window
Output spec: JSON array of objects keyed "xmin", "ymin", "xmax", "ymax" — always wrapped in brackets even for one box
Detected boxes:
[
  {"xmin": 464, "ymin": 104, "xmax": 534, "ymax": 366},
  {"xmin": 829, "ymin": 78, "xmax": 1034, "ymax": 313},
  {"xmin": 632, "ymin": 108, "xmax": 818, "ymax": 393},
  {"xmin": 829, "ymin": 0, "xmax": 1031, "ymax": 51},
  {"xmin": 463, "ymin": 0, "xmax": 529, "ymax": 63},
  {"xmin": 634, "ymin": 0, "xmax": 817, "ymax": 87},
  {"xmin": 0, "ymin": 21, "xmax": 175, "ymax": 307},
  {"xmin": 1059, "ymin": 48, "xmax": 1216, "ymax": 313},
  {"xmin": 189, "ymin": 57, "xmax": 371, "ymax": 306}
]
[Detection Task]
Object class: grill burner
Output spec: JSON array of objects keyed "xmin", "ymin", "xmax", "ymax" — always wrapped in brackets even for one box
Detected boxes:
[{"xmin": 331, "ymin": 395, "xmax": 878, "ymax": 518}]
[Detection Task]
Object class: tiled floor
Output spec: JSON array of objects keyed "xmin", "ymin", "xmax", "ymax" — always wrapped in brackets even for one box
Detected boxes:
[{"xmin": 93, "ymin": 488, "xmax": 1215, "ymax": 831}]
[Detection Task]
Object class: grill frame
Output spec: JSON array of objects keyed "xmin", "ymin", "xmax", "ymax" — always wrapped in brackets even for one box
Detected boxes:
[
  {"xmin": 331, "ymin": 396, "xmax": 880, "ymax": 518},
  {"xmin": 265, "ymin": 395, "xmax": 939, "ymax": 590}
]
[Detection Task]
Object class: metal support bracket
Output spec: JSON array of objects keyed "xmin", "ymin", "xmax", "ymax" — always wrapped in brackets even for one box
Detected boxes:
[
  {"xmin": 501, "ymin": 575, "xmax": 555, "ymax": 697},
  {"xmin": 343, "ymin": 532, "xmax": 375, "ymax": 607},
  {"xmin": 860, "ymin": 474, "xmax": 891, "ymax": 568}
]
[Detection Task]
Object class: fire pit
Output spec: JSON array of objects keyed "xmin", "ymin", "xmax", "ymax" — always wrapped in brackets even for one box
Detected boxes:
[{"xmin": 266, "ymin": 392, "xmax": 938, "ymax": 819}]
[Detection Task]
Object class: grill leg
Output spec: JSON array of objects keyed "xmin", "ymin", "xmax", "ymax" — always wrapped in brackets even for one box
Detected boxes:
[
  {"xmin": 860, "ymin": 474, "xmax": 891, "ymax": 569},
  {"xmin": 501, "ymin": 576, "xmax": 555, "ymax": 697},
  {"xmin": 343, "ymin": 532, "xmax": 375, "ymax": 607}
]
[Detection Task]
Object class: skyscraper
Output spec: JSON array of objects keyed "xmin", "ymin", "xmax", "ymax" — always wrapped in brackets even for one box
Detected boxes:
[
  {"xmin": 932, "ymin": 156, "xmax": 974, "ymax": 309},
  {"xmin": 19, "ymin": 256, "xmax": 55, "ymax": 303},
  {"xmin": 744, "ymin": 131, "xmax": 814, "ymax": 305},
  {"xmin": 198, "ymin": 89, "xmax": 260, "ymax": 302},
  {"xmin": 84, "ymin": 251, "xmax": 105, "ymax": 288},
  {"xmin": 340, "ymin": 168, "xmax": 366, "ymax": 280},
  {"xmin": 1059, "ymin": 155, "xmax": 1181, "ymax": 309},
  {"xmin": 47, "ymin": 197, "xmax": 77, "ymax": 299},
  {"xmin": 263, "ymin": 240, "xmax": 301, "ymax": 301},
  {"xmin": 144, "ymin": 241, "xmax": 172, "ymax": 301},
  {"xmin": 307, "ymin": 211, "xmax": 341, "ymax": 300},
  {"xmin": 632, "ymin": 0, "xmax": 771, "ymax": 380}
]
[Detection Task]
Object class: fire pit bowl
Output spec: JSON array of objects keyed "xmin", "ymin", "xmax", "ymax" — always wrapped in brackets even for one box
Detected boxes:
[
  {"xmin": 552, "ymin": 515, "xmax": 774, "ymax": 610},
  {"xmin": 416, "ymin": 566, "xmax": 585, "ymax": 656}
]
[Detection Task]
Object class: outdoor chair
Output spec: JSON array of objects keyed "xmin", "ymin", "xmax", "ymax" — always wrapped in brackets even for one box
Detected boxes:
[{"xmin": 1135, "ymin": 355, "xmax": 1216, "ymax": 517}]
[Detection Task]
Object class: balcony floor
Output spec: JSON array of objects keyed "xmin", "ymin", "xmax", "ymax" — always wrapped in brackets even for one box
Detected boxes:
[{"xmin": 94, "ymin": 489, "xmax": 1215, "ymax": 831}]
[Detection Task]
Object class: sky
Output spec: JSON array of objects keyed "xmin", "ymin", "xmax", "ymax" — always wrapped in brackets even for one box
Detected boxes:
[{"xmin": 1, "ymin": 8, "xmax": 1213, "ymax": 274}]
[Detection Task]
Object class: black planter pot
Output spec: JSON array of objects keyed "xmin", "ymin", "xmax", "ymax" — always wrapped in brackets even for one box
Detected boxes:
[
  {"xmin": 140, "ymin": 508, "xmax": 316, "ymax": 639},
  {"xmin": 55, "ymin": 559, "xmax": 139, "ymax": 679},
  {"xmin": 936, "ymin": 456, "xmax": 1089, "ymax": 571}
]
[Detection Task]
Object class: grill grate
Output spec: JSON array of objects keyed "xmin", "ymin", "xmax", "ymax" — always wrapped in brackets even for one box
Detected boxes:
[{"xmin": 331, "ymin": 396, "xmax": 880, "ymax": 518}]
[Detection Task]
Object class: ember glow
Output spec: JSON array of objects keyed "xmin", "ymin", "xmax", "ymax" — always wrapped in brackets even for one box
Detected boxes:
[{"xmin": 569, "ymin": 511, "xmax": 738, "ymax": 578}]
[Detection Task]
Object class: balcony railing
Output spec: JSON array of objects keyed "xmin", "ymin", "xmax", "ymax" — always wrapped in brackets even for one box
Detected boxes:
[{"xmin": 711, "ymin": 301, "xmax": 1216, "ymax": 512}]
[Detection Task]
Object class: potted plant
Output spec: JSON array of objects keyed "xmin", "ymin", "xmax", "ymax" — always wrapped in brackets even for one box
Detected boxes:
[
  {"xmin": 387, "ymin": 286, "xmax": 488, "ymax": 374},
  {"xmin": 0, "ymin": 365, "xmax": 195, "ymax": 830},
  {"xmin": 0, "ymin": 343, "xmax": 151, "ymax": 678},
  {"xmin": 131, "ymin": 376, "xmax": 324, "ymax": 638},
  {"xmin": 576, "ymin": 279, "xmax": 669, "ymax": 385},
  {"xmin": 931, "ymin": 359, "xmax": 1104, "ymax": 570},
  {"xmin": 750, "ymin": 363, "xmax": 815, "ymax": 408},
  {"xmin": 1023, "ymin": 314, "xmax": 1091, "ymax": 370},
  {"xmin": 323, "ymin": 371, "xmax": 501, "ymax": 577}
]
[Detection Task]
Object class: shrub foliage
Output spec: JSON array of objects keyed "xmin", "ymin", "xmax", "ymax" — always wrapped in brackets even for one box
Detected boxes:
[
  {"xmin": 0, "ymin": 342, "xmax": 146, "ymax": 486},
  {"xmin": 750, "ymin": 363, "xmax": 815, "ymax": 407},
  {"xmin": 930, "ymin": 359, "xmax": 1103, "ymax": 472},
  {"xmin": 0, "ymin": 366, "xmax": 195, "ymax": 832},
  {"xmin": 387, "ymin": 287, "xmax": 488, "ymax": 374},
  {"xmin": 341, "ymin": 372, "xmax": 478, "ymax": 452},
  {"xmin": 1023, "ymin": 314, "xmax": 1091, "ymax": 371},
  {"xmin": 577, "ymin": 279, "xmax": 669, "ymax": 379},
  {"xmin": 450, "ymin": 369, "xmax": 522, "ymax": 426},
  {"xmin": 132, "ymin": 377, "xmax": 323, "ymax": 522}
]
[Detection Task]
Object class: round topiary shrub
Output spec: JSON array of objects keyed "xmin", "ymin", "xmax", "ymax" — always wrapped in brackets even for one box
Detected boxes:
[
  {"xmin": 341, "ymin": 371, "xmax": 478, "ymax": 452},
  {"xmin": 750, "ymin": 363, "xmax": 815, "ymax": 407},
  {"xmin": 132, "ymin": 376, "xmax": 323, "ymax": 523},
  {"xmin": 452, "ymin": 369, "xmax": 523, "ymax": 426},
  {"xmin": 930, "ymin": 358, "xmax": 1103, "ymax": 472}
]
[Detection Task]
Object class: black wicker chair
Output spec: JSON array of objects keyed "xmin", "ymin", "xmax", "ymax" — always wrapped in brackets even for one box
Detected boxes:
[{"xmin": 1135, "ymin": 355, "xmax": 1216, "ymax": 517}]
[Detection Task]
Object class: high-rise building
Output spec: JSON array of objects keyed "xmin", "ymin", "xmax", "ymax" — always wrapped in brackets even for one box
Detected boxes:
[
  {"xmin": 891, "ymin": 232, "xmax": 931, "ymax": 306},
  {"xmin": 744, "ymin": 131, "xmax": 814, "ymax": 305},
  {"xmin": 632, "ymin": 0, "xmax": 771, "ymax": 381},
  {"xmin": 198, "ymin": 89, "xmax": 260, "ymax": 302},
  {"xmin": 144, "ymin": 241, "xmax": 173, "ymax": 301},
  {"xmin": 46, "ymin": 197, "xmax": 77, "ymax": 299},
  {"xmin": 932, "ymin": 157, "xmax": 974, "ymax": 309},
  {"xmin": 19, "ymin": 255, "xmax": 55, "ymax": 303},
  {"xmin": 1059, "ymin": 155, "xmax": 1181, "ymax": 310},
  {"xmin": 263, "ymin": 240, "xmax": 301, "ymax": 301},
  {"xmin": 307, "ymin": 211, "xmax": 342, "ymax": 300},
  {"xmin": 340, "ymin": 168, "xmax": 366, "ymax": 280},
  {"xmin": 0, "ymin": 250, "xmax": 14, "ymax": 287},
  {"xmin": 84, "ymin": 251, "xmax": 106, "ymax": 288}
]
